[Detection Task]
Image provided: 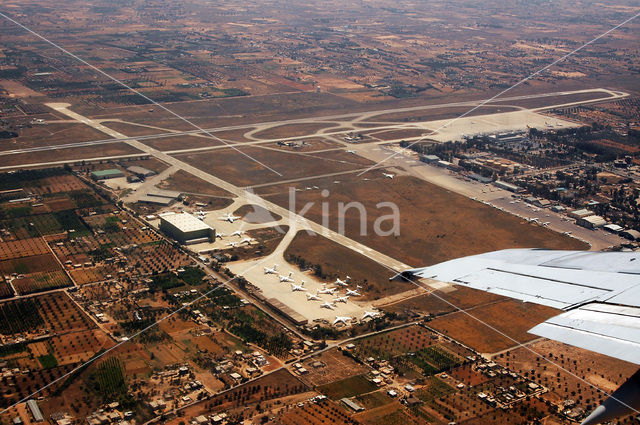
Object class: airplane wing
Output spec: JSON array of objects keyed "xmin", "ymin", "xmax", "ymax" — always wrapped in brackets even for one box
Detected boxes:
[{"xmin": 400, "ymin": 249, "xmax": 640, "ymax": 365}]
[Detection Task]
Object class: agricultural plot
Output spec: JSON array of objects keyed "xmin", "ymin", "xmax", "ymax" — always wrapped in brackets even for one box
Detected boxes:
[
  {"xmin": 0, "ymin": 279, "xmax": 14, "ymax": 298},
  {"xmin": 272, "ymin": 399, "xmax": 356, "ymax": 425},
  {"xmin": 49, "ymin": 329, "xmax": 108, "ymax": 365},
  {"xmin": 69, "ymin": 265, "xmax": 113, "ymax": 285},
  {"xmin": 0, "ymin": 237, "xmax": 50, "ymax": 260},
  {"xmin": 37, "ymin": 292, "xmax": 97, "ymax": 334},
  {"xmin": 183, "ymin": 369, "xmax": 308, "ymax": 417},
  {"xmin": 317, "ymin": 374, "xmax": 378, "ymax": 400},
  {"xmin": 13, "ymin": 270, "xmax": 73, "ymax": 295},
  {"xmin": 0, "ymin": 253, "xmax": 61, "ymax": 275},
  {"xmin": 0, "ymin": 298, "xmax": 45, "ymax": 335},
  {"xmin": 428, "ymin": 299, "xmax": 560, "ymax": 353},
  {"xmin": 352, "ymin": 325, "xmax": 437, "ymax": 361},
  {"xmin": 0, "ymin": 362, "xmax": 81, "ymax": 408},
  {"xmin": 1, "ymin": 214, "xmax": 64, "ymax": 239},
  {"xmin": 298, "ymin": 348, "xmax": 371, "ymax": 387},
  {"xmin": 91, "ymin": 357, "xmax": 128, "ymax": 403}
]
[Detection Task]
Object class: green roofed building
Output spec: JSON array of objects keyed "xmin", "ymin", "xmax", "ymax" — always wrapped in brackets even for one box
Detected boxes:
[{"xmin": 91, "ymin": 169, "xmax": 124, "ymax": 180}]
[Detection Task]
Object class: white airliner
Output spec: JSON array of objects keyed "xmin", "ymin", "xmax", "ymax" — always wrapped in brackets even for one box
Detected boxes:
[
  {"xmin": 306, "ymin": 293, "xmax": 321, "ymax": 301},
  {"xmin": 227, "ymin": 241, "xmax": 238, "ymax": 248},
  {"xmin": 335, "ymin": 278, "xmax": 349, "ymax": 287},
  {"xmin": 334, "ymin": 295, "xmax": 349, "ymax": 303},
  {"xmin": 382, "ymin": 172, "xmax": 394, "ymax": 179},
  {"xmin": 219, "ymin": 213, "xmax": 241, "ymax": 223},
  {"xmin": 362, "ymin": 311, "xmax": 380, "ymax": 320},
  {"xmin": 542, "ymin": 222, "xmax": 550, "ymax": 226},
  {"xmin": 290, "ymin": 281, "xmax": 306, "ymax": 292},
  {"xmin": 399, "ymin": 249, "xmax": 640, "ymax": 425},
  {"xmin": 320, "ymin": 301, "xmax": 336, "ymax": 310},
  {"xmin": 230, "ymin": 230, "xmax": 244, "ymax": 237},
  {"xmin": 333, "ymin": 316, "xmax": 352, "ymax": 326},
  {"xmin": 345, "ymin": 150, "xmax": 356, "ymax": 154},
  {"xmin": 241, "ymin": 237, "xmax": 255, "ymax": 245},
  {"xmin": 345, "ymin": 288, "xmax": 361, "ymax": 297},
  {"xmin": 264, "ymin": 264, "xmax": 278, "ymax": 274},
  {"xmin": 317, "ymin": 285, "xmax": 338, "ymax": 295},
  {"xmin": 279, "ymin": 272, "xmax": 294, "ymax": 283}
]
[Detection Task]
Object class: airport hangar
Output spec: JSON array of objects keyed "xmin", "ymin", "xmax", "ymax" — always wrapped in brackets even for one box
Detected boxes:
[{"xmin": 159, "ymin": 212, "xmax": 215, "ymax": 244}]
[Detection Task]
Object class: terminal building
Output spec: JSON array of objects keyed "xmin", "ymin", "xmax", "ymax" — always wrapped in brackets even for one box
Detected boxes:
[{"xmin": 159, "ymin": 212, "xmax": 215, "ymax": 244}]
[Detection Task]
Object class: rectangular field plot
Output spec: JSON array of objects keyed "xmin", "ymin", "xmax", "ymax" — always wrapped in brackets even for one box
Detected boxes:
[
  {"xmin": 0, "ymin": 279, "xmax": 14, "ymax": 298},
  {"xmin": 13, "ymin": 270, "xmax": 73, "ymax": 295},
  {"xmin": 69, "ymin": 265, "xmax": 113, "ymax": 285},
  {"xmin": 0, "ymin": 299, "xmax": 45, "ymax": 335},
  {"xmin": 272, "ymin": 399, "xmax": 355, "ymax": 425},
  {"xmin": 317, "ymin": 374, "xmax": 378, "ymax": 400},
  {"xmin": 2, "ymin": 214, "xmax": 64, "ymax": 239},
  {"xmin": 0, "ymin": 253, "xmax": 62, "ymax": 275},
  {"xmin": 352, "ymin": 325, "xmax": 437, "ymax": 360},
  {"xmin": 0, "ymin": 237, "xmax": 50, "ymax": 260}
]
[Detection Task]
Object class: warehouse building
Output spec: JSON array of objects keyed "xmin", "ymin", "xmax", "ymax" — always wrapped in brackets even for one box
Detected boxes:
[
  {"xmin": 577, "ymin": 215, "xmax": 607, "ymax": 229},
  {"xmin": 27, "ymin": 400, "xmax": 44, "ymax": 422},
  {"xmin": 126, "ymin": 165, "xmax": 156, "ymax": 178},
  {"xmin": 159, "ymin": 212, "xmax": 215, "ymax": 244},
  {"xmin": 91, "ymin": 169, "xmax": 124, "ymax": 180}
]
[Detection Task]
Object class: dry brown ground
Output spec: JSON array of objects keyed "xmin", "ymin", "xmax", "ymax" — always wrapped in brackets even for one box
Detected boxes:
[
  {"xmin": 0, "ymin": 143, "xmax": 142, "ymax": 168},
  {"xmin": 175, "ymin": 146, "xmax": 374, "ymax": 187},
  {"xmin": 158, "ymin": 169, "xmax": 236, "ymax": 198},
  {"xmin": 1, "ymin": 122, "xmax": 107, "ymax": 149},
  {"xmin": 428, "ymin": 299, "xmax": 560, "ymax": 353},
  {"xmin": 265, "ymin": 175, "xmax": 588, "ymax": 267},
  {"xmin": 251, "ymin": 122, "xmax": 334, "ymax": 140},
  {"xmin": 284, "ymin": 230, "xmax": 414, "ymax": 300}
]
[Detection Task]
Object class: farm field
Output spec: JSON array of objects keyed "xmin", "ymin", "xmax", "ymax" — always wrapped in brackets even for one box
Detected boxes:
[
  {"xmin": 298, "ymin": 348, "xmax": 371, "ymax": 387},
  {"xmin": 428, "ymin": 299, "xmax": 560, "ymax": 353},
  {"xmin": 317, "ymin": 374, "xmax": 378, "ymax": 400},
  {"xmin": 271, "ymin": 398, "xmax": 356, "ymax": 425}
]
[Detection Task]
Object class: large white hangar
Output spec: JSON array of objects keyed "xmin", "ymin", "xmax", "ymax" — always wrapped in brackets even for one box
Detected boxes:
[{"xmin": 159, "ymin": 212, "xmax": 215, "ymax": 244}]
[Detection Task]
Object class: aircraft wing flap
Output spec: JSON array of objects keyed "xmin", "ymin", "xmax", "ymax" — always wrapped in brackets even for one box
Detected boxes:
[{"xmin": 530, "ymin": 303, "xmax": 640, "ymax": 365}]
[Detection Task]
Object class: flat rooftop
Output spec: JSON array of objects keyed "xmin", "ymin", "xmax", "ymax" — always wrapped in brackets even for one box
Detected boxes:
[{"xmin": 161, "ymin": 212, "xmax": 213, "ymax": 232}]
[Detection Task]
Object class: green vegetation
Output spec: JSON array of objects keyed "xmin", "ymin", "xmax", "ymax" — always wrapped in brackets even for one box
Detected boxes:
[
  {"xmin": 38, "ymin": 353, "xmax": 58, "ymax": 369},
  {"xmin": 90, "ymin": 357, "xmax": 131, "ymax": 404},
  {"xmin": 150, "ymin": 273, "xmax": 184, "ymax": 291},
  {"xmin": 54, "ymin": 210, "xmax": 90, "ymax": 236},
  {"xmin": 6, "ymin": 206, "xmax": 32, "ymax": 219},
  {"xmin": 89, "ymin": 243, "xmax": 114, "ymax": 262},
  {"xmin": 413, "ymin": 346, "xmax": 461, "ymax": 372},
  {"xmin": 0, "ymin": 299, "xmax": 45, "ymax": 335},
  {"xmin": 318, "ymin": 374, "xmax": 377, "ymax": 399},
  {"xmin": 178, "ymin": 266, "xmax": 205, "ymax": 285},
  {"xmin": 415, "ymin": 376, "xmax": 455, "ymax": 403},
  {"xmin": 0, "ymin": 342, "xmax": 28, "ymax": 357},
  {"xmin": 0, "ymin": 168, "xmax": 67, "ymax": 191}
]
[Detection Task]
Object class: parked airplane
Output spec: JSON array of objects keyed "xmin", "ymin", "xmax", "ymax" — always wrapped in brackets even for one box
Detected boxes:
[
  {"xmin": 318, "ymin": 285, "xmax": 338, "ymax": 295},
  {"xmin": 382, "ymin": 172, "xmax": 394, "ymax": 179},
  {"xmin": 333, "ymin": 316, "xmax": 352, "ymax": 326},
  {"xmin": 362, "ymin": 311, "xmax": 380, "ymax": 320},
  {"xmin": 345, "ymin": 288, "xmax": 361, "ymax": 297},
  {"xmin": 241, "ymin": 237, "xmax": 255, "ymax": 245},
  {"xmin": 230, "ymin": 230, "xmax": 244, "ymax": 237},
  {"xmin": 542, "ymin": 222, "xmax": 550, "ymax": 226},
  {"xmin": 320, "ymin": 301, "xmax": 336, "ymax": 310},
  {"xmin": 219, "ymin": 213, "xmax": 241, "ymax": 223},
  {"xmin": 345, "ymin": 150, "xmax": 356, "ymax": 154},
  {"xmin": 398, "ymin": 249, "xmax": 640, "ymax": 425},
  {"xmin": 290, "ymin": 281, "xmax": 306, "ymax": 292},
  {"xmin": 227, "ymin": 241, "xmax": 238, "ymax": 248},
  {"xmin": 306, "ymin": 293, "xmax": 321, "ymax": 301},
  {"xmin": 334, "ymin": 295, "xmax": 349, "ymax": 303},
  {"xmin": 335, "ymin": 278, "xmax": 349, "ymax": 287},
  {"xmin": 279, "ymin": 272, "xmax": 294, "ymax": 283},
  {"xmin": 264, "ymin": 264, "xmax": 278, "ymax": 274}
]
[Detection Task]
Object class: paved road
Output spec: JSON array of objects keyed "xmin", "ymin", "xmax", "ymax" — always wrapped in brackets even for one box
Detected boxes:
[
  {"xmin": 0, "ymin": 88, "xmax": 625, "ymax": 157},
  {"xmin": 46, "ymin": 103, "xmax": 411, "ymax": 273}
]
